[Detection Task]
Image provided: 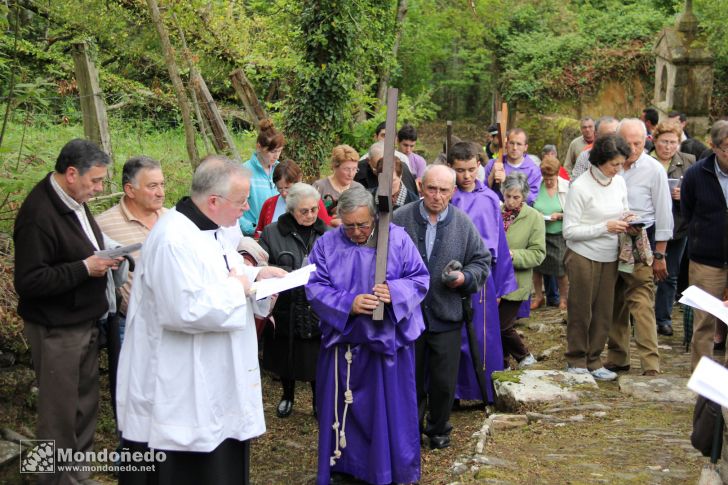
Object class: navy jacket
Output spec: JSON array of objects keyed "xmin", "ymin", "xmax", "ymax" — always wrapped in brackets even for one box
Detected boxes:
[{"xmin": 681, "ymin": 154, "xmax": 728, "ymax": 268}]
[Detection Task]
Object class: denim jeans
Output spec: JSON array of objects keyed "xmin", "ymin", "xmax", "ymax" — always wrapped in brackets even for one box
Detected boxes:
[
  {"xmin": 544, "ymin": 275, "xmax": 559, "ymax": 305},
  {"xmin": 655, "ymin": 237, "xmax": 688, "ymax": 326}
]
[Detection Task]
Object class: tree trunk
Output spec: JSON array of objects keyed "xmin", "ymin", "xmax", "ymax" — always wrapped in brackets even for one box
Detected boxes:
[
  {"xmin": 146, "ymin": 0, "xmax": 198, "ymax": 168},
  {"xmin": 376, "ymin": 0, "xmax": 408, "ymax": 109}
]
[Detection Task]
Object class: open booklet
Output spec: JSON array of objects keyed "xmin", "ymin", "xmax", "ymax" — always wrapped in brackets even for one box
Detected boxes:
[
  {"xmin": 688, "ymin": 357, "xmax": 728, "ymax": 408},
  {"xmin": 679, "ymin": 285, "xmax": 728, "ymax": 327},
  {"xmin": 251, "ymin": 264, "xmax": 317, "ymax": 300}
]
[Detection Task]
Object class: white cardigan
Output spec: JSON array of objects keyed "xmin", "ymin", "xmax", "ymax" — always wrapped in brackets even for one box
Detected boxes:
[{"xmin": 562, "ymin": 167, "xmax": 629, "ymax": 263}]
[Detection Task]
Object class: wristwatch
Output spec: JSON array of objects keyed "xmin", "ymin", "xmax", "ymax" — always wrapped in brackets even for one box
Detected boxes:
[{"xmin": 654, "ymin": 251, "xmax": 666, "ymax": 260}]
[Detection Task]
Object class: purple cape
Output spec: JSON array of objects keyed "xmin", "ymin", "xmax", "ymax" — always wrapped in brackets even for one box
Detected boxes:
[
  {"xmin": 451, "ymin": 181, "xmax": 518, "ymax": 402},
  {"xmin": 484, "ymin": 154, "xmax": 543, "ymax": 205},
  {"xmin": 306, "ymin": 224, "xmax": 429, "ymax": 485}
]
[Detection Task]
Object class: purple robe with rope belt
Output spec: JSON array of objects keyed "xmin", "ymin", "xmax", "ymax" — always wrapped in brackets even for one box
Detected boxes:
[
  {"xmin": 306, "ymin": 224, "xmax": 429, "ymax": 485},
  {"xmin": 452, "ymin": 181, "xmax": 518, "ymax": 402}
]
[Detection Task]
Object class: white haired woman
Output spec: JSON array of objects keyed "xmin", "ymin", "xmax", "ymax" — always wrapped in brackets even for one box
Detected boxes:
[{"xmin": 259, "ymin": 183, "xmax": 329, "ymax": 418}]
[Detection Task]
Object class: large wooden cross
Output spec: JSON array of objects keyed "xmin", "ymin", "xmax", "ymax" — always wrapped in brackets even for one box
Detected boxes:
[
  {"xmin": 492, "ymin": 102, "xmax": 509, "ymax": 192},
  {"xmin": 372, "ymin": 87, "xmax": 399, "ymax": 321}
]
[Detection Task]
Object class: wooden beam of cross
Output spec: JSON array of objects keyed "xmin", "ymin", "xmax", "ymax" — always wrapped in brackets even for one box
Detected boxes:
[
  {"xmin": 372, "ymin": 87, "xmax": 399, "ymax": 322},
  {"xmin": 492, "ymin": 102, "xmax": 509, "ymax": 192},
  {"xmin": 446, "ymin": 120, "xmax": 453, "ymax": 160}
]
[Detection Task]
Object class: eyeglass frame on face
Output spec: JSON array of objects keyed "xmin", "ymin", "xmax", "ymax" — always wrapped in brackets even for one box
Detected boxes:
[
  {"xmin": 336, "ymin": 164, "xmax": 359, "ymax": 175},
  {"xmin": 343, "ymin": 221, "xmax": 372, "ymax": 233},
  {"xmin": 656, "ymin": 138, "xmax": 679, "ymax": 147},
  {"xmin": 296, "ymin": 205, "xmax": 319, "ymax": 216},
  {"xmin": 715, "ymin": 144, "xmax": 728, "ymax": 155},
  {"xmin": 212, "ymin": 194, "xmax": 249, "ymax": 209}
]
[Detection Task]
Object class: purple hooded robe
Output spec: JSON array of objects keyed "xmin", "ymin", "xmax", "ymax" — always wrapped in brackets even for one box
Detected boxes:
[
  {"xmin": 451, "ymin": 181, "xmax": 518, "ymax": 402},
  {"xmin": 483, "ymin": 154, "xmax": 543, "ymax": 205},
  {"xmin": 306, "ymin": 224, "xmax": 429, "ymax": 485}
]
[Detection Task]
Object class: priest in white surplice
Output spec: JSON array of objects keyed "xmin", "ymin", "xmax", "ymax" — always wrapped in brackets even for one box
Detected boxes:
[{"xmin": 116, "ymin": 156, "xmax": 285, "ymax": 485}]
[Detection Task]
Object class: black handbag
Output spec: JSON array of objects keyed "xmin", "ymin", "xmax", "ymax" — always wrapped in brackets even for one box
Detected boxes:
[{"xmin": 691, "ymin": 395, "xmax": 724, "ymax": 459}]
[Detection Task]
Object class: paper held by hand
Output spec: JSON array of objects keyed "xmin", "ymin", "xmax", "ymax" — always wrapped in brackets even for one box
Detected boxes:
[
  {"xmin": 95, "ymin": 243, "xmax": 142, "ymax": 259},
  {"xmin": 688, "ymin": 357, "xmax": 728, "ymax": 408},
  {"xmin": 251, "ymin": 264, "xmax": 316, "ymax": 300},
  {"xmin": 679, "ymin": 285, "xmax": 728, "ymax": 327},
  {"xmin": 543, "ymin": 215, "xmax": 552, "ymax": 221}
]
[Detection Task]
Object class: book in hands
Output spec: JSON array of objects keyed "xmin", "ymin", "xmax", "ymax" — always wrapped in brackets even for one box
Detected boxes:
[{"xmin": 94, "ymin": 243, "xmax": 142, "ymax": 259}]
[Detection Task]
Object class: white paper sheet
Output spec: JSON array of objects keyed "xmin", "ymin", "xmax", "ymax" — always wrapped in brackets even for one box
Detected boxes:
[
  {"xmin": 543, "ymin": 215, "xmax": 552, "ymax": 221},
  {"xmin": 679, "ymin": 285, "xmax": 728, "ymax": 327},
  {"xmin": 668, "ymin": 178, "xmax": 680, "ymax": 191},
  {"xmin": 688, "ymin": 356, "xmax": 728, "ymax": 408},
  {"xmin": 95, "ymin": 242, "xmax": 142, "ymax": 259},
  {"xmin": 251, "ymin": 264, "xmax": 317, "ymax": 300}
]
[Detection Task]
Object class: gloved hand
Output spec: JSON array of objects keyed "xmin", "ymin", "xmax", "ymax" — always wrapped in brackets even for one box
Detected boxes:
[{"xmin": 441, "ymin": 260, "xmax": 463, "ymax": 284}]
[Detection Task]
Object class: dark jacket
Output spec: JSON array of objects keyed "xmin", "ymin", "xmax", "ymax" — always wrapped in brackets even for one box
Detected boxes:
[
  {"xmin": 14, "ymin": 173, "xmax": 108, "ymax": 326},
  {"xmin": 393, "ymin": 201, "xmax": 491, "ymax": 333},
  {"xmin": 368, "ymin": 185, "xmax": 420, "ymax": 212},
  {"xmin": 682, "ymin": 154, "xmax": 728, "ymax": 268},
  {"xmin": 259, "ymin": 212, "xmax": 328, "ymax": 339},
  {"xmin": 356, "ymin": 158, "xmax": 418, "ymax": 195},
  {"xmin": 661, "ymin": 151, "xmax": 695, "ymax": 239}
]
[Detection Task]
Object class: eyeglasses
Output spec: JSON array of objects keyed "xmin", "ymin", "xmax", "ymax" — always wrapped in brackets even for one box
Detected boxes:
[
  {"xmin": 656, "ymin": 139, "xmax": 679, "ymax": 146},
  {"xmin": 213, "ymin": 194, "xmax": 248, "ymax": 209},
  {"xmin": 716, "ymin": 145, "xmax": 728, "ymax": 155},
  {"xmin": 297, "ymin": 206, "xmax": 319, "ymax": 216},
  {"xmin": 337, "ymin": 166, "xmax": 359, "ymax": 174},
  {"xmin": 343, "ymin": 222, "xmax": 372, "ymax": 232}
]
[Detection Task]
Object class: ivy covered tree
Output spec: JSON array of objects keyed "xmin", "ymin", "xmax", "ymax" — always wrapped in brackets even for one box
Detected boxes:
[{"xmin": 283, "ymin": 1, "xmax": 363, "ymax": 179}]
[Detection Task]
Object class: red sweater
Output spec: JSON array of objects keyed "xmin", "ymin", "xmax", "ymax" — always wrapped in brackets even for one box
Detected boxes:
[{"xmin": 255, "ymin": 195, "xmax": 332, "ymax": 236}]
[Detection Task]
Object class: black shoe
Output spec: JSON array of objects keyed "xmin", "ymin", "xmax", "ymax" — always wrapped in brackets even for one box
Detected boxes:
[
  {"xmin": 429, "ymin": 434, "xmax": 451, "ymax": 450},
  {"xmin": 657, "ymin": 324, "xmax": 673, "ymax": 336},
  {"xmin": 715, "ymin": 341, "xmax": 726, "ymax": 351},
  {"xmin": 604, "ymin": 362, "xmax": 630, "ymax": 372},
  {"xmin": 276, "ymin": 399, "xmax": 293, "ymax": 418}
]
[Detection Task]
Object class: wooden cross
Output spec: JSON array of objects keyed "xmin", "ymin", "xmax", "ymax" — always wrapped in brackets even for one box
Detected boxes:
[
  {"xmin": 372, "ymin": 87, "xmax": 399, "ymax": 321},
  {"xmin": 492, "ymin": 102, "xmax": 509, "ymax": 192}
]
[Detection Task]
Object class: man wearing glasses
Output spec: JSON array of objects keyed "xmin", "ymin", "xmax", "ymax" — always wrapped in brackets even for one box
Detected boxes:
[
  {"xmin": 115, "ymin": 155, "xmax": 286, "ymax": 483},
  {"xmin": 682, "ymin": 120, "xmax": 728, "ymax": 369},
  {"xmin": 393, "ymin": 164, "xmax": 491, "ymax": 450}
]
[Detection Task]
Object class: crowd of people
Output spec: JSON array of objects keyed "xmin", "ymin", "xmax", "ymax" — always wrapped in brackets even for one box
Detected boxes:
[{"xmin": 12, "ymin": 112, "xmax": 728, "ymax": 484}]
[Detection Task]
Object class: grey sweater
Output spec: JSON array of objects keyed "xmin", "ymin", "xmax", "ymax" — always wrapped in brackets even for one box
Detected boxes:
[{"xmin": 393, "ymin": 201, "xmax": 491, "ymax": 333}]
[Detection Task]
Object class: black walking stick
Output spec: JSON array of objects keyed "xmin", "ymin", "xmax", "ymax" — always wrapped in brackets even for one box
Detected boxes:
[{"xmin": 443, "ymin": 260, "xmax": 489, "ymax": 402}]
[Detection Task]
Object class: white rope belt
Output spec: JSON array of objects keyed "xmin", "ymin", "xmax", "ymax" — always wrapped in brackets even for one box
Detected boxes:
[{"xmin": 330, "ymin": 344, "xmax": 354, "ymax": 467}]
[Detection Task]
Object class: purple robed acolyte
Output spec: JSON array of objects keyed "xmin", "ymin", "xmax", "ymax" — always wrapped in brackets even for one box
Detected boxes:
[
  {"xmin": 483, "ymin": 154, "xmax": 543, "ymax": 205},
  {"xmin": 452, "ymin": 181, "xmax": 518, "ymax": 402},
  {"xmin": 306, "ymin": 224, "xmax": 429, "ymax": 485}
]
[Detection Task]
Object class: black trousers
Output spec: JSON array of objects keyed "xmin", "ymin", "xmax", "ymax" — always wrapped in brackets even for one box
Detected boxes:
[
  {"xmin": 499, "ymin": 299, "xmax": 529, "ymax": 366},
  {"xmin": 119, "ymin": 438, "xmax": 250, "ymax": 485},
  {"xmin": 415, "ymin": 328, "xmax": 462, "ymax": 437}
]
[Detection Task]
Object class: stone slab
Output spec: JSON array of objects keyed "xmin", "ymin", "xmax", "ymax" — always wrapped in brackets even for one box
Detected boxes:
[
  {"xmin": 492, "ymin": 370, "xmax": 598, "ymax": 411},
  {"xmin": 0, "ymin": 440, "xmax": 20, "ymax": 466},
  {"xmin": 618, "ymin": 375, "xmax": 695, "ymax": 403}
]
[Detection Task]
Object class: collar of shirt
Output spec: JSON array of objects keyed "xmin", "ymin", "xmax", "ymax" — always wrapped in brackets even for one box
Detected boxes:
[
  {"xmin": 119, "ymin": 196, "xmax": 164, "ymax": 224},
  {"xmin": 715, "ymin": 160, "xmax": 728, "ymax": 179},
  {"xmin": 418, "ymin": 199, "xmax": 448, "ymax": 225},
  {"xmin": 175, "ymin": 196, "xmax": 218, "ymax": 231},
  {"xmin": 50, "ymin": 173, "xmax": 83, "ymax": 212}
]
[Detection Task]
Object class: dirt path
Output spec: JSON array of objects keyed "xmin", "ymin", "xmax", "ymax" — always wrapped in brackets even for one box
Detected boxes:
[{"xmin": 0, "ymin": 305, "xmax": 707, "ymax": 484}]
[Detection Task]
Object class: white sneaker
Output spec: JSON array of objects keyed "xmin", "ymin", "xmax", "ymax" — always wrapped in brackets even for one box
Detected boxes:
[
  {"xmin": 566, "ymin": 365, "xmax": 590, "ymax": 375},
  {"xmin": 590, "ymin": 367, "xmax": 618, "ymax": 381},
  {"xmin": 517, "ymin": 353, "xmax": 537, "ymax": 369}
]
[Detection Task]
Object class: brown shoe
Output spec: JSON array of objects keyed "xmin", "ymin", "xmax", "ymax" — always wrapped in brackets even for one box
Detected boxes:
[
  {"xmin": 642, "ymin": 370, "xmax": 659, "ymax": 376},
  {"xmin": 530, "ymin": 297, "xmax": 545, "ymax": 310}
]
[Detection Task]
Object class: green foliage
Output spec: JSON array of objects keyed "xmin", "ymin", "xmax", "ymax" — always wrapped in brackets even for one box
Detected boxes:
[
  {"xmin": 494, "ymin": 0, "xmax": 670, "ymax": 108},
  {"xmin": 283, "ymin": 1, "xmax": 362, "ymax": 178}
]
